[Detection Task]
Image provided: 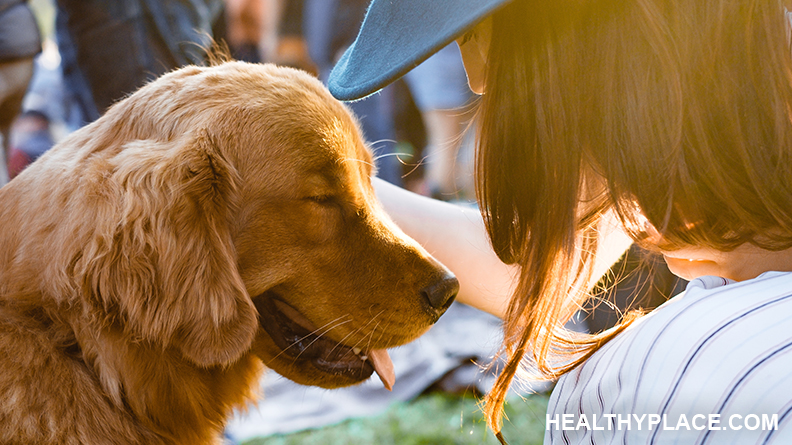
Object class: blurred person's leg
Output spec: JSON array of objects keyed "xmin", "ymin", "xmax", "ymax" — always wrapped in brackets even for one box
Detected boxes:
[
  {"xmin": 0, "ymin": 0, "xmax": 42, "ymax": 185},
  {"xmin": 225, "ymin": 0, "xmax": 265, "ymax": 63},
  {"xmin": 302, "ymin": 0, "xmax": 335, "ymax": 73},
  {"xmin": 55, "ymin": 7, "xmax": 100, "ymax": 125},
  {"xmin": 56, "ymin": 0, "xmax": 177, "ymax": 117},
  {"xmin": 55, "ymin": 0, "xmax": 223, "ymax": 119},
  {"xmin": 0, "ymin": 58, "xmax": 35, "ymax": 185},
  {"xmin": 347, "ymin": 87, "xmax": 403, "ymax": 186},
  {"xmin": 420, "ymin": 109, "xmax": 471, "ymax": 200},
  {"xmin": 304, "ymin": 0, "xmax": 401, "ymax": 186},
  {"xmin": 404, "ymin": 44, "xmax": 474, "ymax": 200},
  {"xmin": 7, "ymin": 110, "xmax": 55, "ymax": 179}
]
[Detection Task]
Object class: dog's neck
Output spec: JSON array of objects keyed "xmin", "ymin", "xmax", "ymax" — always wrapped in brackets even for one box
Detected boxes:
[{"xmin": 69, "ymin": 317, "xmax": 263, "ymax": 443}]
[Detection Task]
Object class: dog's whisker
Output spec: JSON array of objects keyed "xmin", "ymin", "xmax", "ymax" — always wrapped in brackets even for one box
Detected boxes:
[
  {"xmin": 271, "ymin": 316, "xmax": 352, "ymax": 361},
  {"xmin": 289, "ymin": 317, "xmax": 358, "ymax": 360},
  {"xmin": 340, "ymin": 157, "xmax": 376, "ymax": 169},
  {"xmin": 309, "ymin": 315, "xmax": 353, "ymax": 337},
  {"xmin": 374, "ymin": 151, "xmax": 415, "ymax": 167},
  {"xmin": 291, "ymin": 317, "xmax": 350, "ymax": 346},
  {"xmin": 360, "ymin": 309, "xmax": 387, "ymax": 329},
  {"xmin": 359, "ymin": 322, "xmax": 382, "ymax": 356},
  {"xmin": 325, "ymin": 315, "xmax": 375, "ymax": 355},
  {"xmin": 371, "ymin": 311, "xmax": 398, "ymax": 347},
  {"xmin": 328, "ymin": 325, "xmax": 363, "ymax": 357},
  {"xmin": 340, "ymin": 310, "xmax": 387, "ymax": 355},
  {"xmin": 347, "ymin": 310, "xmax": 386, "ymax": 346},
  {"xmin": 322, "ymin": 308, "xmax": 388, "ymax": 358},
  {"xmin": 292, "ymin": 320, "xmax": 372, "ymax": 362},
  {"xmin": 372, "ymin": 151, "xmax": 411, "ymax": 162},
  {"xmin": 367, "ymin": 138, "xmax": 397, "ymax": 148}
]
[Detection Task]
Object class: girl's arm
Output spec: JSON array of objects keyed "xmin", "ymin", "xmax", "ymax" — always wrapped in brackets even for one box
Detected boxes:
[{"xmin": 373, "ymin": 178, "xmax": 634, "ymax": 319}]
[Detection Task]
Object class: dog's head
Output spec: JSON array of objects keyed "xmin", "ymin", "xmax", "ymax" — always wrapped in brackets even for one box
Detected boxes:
[{"xmin": 20, "ymin": 62, "xmax": 456, "ymax": 390}]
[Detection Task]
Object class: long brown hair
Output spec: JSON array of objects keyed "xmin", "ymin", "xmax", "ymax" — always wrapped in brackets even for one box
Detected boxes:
[{"xmin": 476, "ymin": 0, "xmax": 792, "ymax": 441}]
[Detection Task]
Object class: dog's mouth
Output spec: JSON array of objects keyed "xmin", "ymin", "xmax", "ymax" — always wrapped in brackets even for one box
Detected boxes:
[{"xmin": 253, "ymin": 295, "xmax": 395, "ymax": 390}]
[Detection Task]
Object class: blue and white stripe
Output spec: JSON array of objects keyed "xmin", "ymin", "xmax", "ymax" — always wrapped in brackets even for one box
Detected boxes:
[{"xmin": 545, "ymin": 272, "xmax": 792, "ymax": 444}]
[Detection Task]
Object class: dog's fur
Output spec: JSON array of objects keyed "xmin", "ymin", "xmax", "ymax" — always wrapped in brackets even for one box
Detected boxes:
[{"xmin": 0, "ymin": 62, "xmax": 456, "ymax": 444}]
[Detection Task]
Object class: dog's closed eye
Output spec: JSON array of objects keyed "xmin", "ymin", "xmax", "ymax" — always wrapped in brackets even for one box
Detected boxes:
[{"xmin": 307, "ymin": 195, "xmax": 335, "ymax": 205}]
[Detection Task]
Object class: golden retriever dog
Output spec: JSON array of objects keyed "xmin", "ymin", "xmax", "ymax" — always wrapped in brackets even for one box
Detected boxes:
[{"xmin": 0, "ymin": 61, "xmax": 458, "ymax": 444}]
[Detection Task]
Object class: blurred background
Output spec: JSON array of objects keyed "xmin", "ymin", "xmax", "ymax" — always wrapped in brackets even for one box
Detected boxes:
[{"xmin": 10, "ymin": 0, "xmax": 481, "ymax": 204}]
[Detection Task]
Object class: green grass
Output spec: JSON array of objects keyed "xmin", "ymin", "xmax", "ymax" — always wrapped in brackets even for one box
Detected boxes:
[{"xmin": 243, "ymin": 392, "xmax": 550, "ymax": 445}]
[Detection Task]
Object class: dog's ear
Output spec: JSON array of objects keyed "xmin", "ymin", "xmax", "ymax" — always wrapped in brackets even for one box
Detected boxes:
[{"xmin": 81, "ymin": 129, "xmax": 257, "ymax": 367}]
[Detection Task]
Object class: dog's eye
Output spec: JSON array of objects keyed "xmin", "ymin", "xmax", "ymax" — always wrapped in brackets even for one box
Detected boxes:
[{"xmin": 307, "ymin": 195, "xmax": 334, "ymax": 205}]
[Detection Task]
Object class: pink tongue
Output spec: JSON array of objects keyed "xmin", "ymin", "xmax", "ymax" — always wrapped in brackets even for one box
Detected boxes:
[{"xmin": 368, "ymin": 349, "xmax": 395, "ymax": 391}]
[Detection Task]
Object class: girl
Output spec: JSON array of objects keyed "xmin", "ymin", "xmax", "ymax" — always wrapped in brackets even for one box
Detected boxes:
[{"xmin": 329, "ymin": 0, "xmax": 792, "ymax": 443}]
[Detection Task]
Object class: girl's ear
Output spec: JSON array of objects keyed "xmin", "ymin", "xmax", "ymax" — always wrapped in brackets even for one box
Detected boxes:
[{"xmin": 79, "ymin": 129, "xmax": 257, "ymax": 367}]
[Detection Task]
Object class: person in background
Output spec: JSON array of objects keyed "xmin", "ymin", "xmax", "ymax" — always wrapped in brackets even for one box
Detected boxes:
[
  {"xmin": 0, "ymin": 0, "xmax": 41, "ymax": 185},
  {"xmin": 403, "ymin": 43, "xmax": 475, "ymax": 201},
  {"xmin": 224, "ymin": 0, "xmax": 265, "ymax": 63},
  {"xmin": 54, "ymin": 0, "xmax": 226, "ymax": 124},
  {"xmin": 304, "ymin": 0, "xmax": 402, "ymax": 185},
  {"xmin": 329, "ymin": 0, "xmax": 792, "ymax": 443},
  {"xmin": 6, "ymin": 109, "xmax": 53, "ymax": 179}
]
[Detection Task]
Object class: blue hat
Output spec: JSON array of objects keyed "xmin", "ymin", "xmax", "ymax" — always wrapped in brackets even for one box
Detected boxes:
[{"xmin": 328, "ymin": 0, "xmax": 511, "ymax": 101}]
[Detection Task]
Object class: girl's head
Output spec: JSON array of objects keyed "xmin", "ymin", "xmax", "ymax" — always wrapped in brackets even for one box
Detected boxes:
[
  {"xmin": 479, "ymin": 0, "xmax": 792, "ymax": 269},
  {"xmin": 477, "ymin": 0, "xmax": 792, "ymax": 439}
]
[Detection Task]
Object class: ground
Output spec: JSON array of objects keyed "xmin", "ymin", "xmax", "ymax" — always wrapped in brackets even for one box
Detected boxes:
[{"xmin": 245, "ymin": 391, "xmax": 550, "ymax": 445}]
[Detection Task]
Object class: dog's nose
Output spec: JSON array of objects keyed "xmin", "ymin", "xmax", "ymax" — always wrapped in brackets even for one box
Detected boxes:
[{"xmin": 421, "ymin": 272, "xmax": 459, "ymax": 310}]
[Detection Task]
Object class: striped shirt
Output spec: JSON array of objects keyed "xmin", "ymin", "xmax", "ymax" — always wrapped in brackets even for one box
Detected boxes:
[{"xmin": 545, "ymin": 272, "xmax": 792, "ymax": 444}]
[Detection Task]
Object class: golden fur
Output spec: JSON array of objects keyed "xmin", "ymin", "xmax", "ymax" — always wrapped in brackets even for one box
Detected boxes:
[{"xmin": 0, "ymin": 61, "xmax": 456, "ymax": 444}]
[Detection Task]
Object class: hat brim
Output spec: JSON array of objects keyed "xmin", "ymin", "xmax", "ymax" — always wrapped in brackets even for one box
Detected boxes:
[{"xmin": 328, "ymin": 0, "xmax": 510, "ymax": 101}]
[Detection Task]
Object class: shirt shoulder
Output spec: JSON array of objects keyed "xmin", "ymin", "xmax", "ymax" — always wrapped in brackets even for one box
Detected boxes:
[{"xmin": 545, "ymin": 272, "xmax": 792, "ymax": 444}]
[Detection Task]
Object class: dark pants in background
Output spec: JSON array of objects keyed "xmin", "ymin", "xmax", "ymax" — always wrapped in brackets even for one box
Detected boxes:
[{"xmin": 55, "ymin": 0, "xmax": 224, "ymax": 124}]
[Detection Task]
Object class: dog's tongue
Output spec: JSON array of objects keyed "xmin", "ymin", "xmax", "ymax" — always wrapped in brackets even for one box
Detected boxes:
[{"xmin": 369, "ymin": 349, "xmax": 395, "ymax": 391}]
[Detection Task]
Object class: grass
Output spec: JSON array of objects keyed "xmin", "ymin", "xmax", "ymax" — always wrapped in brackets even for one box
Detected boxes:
[{"xmin": 243, "ymin": 391, "xmax": 550, "ymax": 445}]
